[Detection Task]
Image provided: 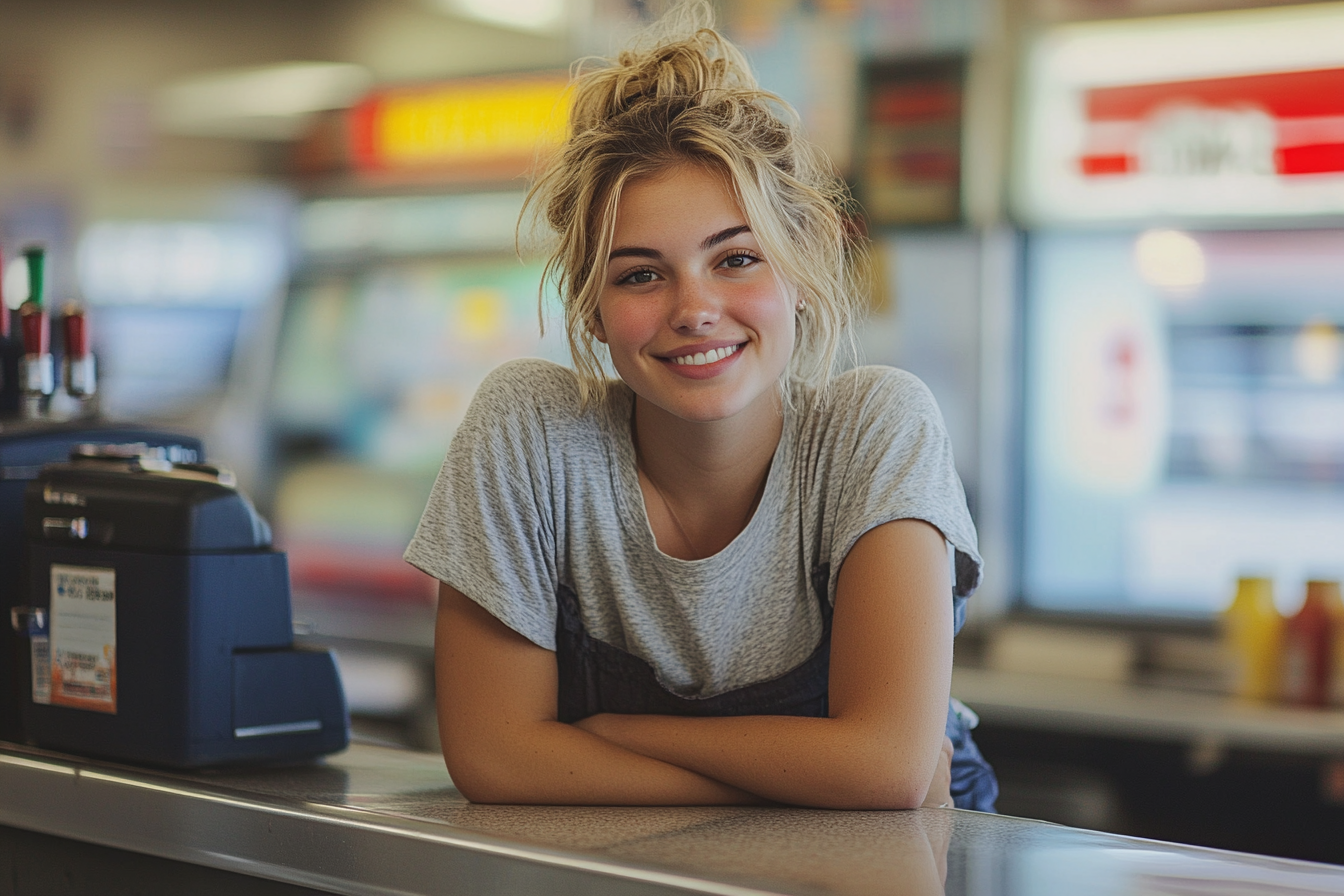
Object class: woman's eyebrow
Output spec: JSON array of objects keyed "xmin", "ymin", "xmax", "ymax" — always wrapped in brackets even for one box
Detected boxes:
[
  {"xmin": 701, "ymin": 224, "xmax": 751, "ymax": 251},
  {"xmin": 606, "ymin": 225, "xmax": 752, "ymax": 263},
  {"xmin": 608, "ymin": 246, "xmax": 661, "ymax": 262}
]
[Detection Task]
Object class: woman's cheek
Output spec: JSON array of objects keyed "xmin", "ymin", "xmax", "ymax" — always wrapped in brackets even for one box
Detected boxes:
[{"xmin": 601, "ymin": 300, "xmax": 663, "ymax": 353}]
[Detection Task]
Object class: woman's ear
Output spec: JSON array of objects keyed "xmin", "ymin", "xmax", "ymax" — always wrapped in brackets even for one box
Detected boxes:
[{"xmin": 591, "ymin": 312, "xmax": 607, "ymax": 344}]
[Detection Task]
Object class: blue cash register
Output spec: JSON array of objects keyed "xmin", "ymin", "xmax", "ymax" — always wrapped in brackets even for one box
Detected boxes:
[{"xmin": 7, "ymin": 442, "xmax": 348, "ymax": 767}]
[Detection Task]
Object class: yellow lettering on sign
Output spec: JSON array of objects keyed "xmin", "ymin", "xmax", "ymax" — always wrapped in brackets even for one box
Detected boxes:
[{"xmin": 376, "ymin": 80, "xmax": 571, "ymax": 167}]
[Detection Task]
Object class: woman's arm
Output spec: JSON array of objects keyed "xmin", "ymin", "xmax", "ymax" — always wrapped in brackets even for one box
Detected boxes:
[
  {"xmin": 575, "ymin": 518, "xmax": 954, "ymax": 809},
  {"xmin": 434, "ymin": 583, "xmax": 760, "ymax": 804}
]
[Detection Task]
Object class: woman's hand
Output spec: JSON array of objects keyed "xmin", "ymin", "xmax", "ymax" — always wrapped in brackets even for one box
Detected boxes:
[{"xmin": 920, "ymin": 736, "xmax": 954, "ymax": 809}]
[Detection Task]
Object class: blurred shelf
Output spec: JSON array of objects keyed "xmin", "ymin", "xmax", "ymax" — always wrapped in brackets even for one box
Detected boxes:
[
  {"xmin": 953, "ymin": 666, "xmax": 1344, "ymax": 758},
  {"xmin": 293, "ymin": 590, "xmax": 435, "ymax": 652}
]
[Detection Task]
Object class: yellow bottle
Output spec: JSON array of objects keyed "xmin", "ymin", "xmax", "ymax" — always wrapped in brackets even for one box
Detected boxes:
[{"xmin": 1221, "ymin": 576, "xmax": 1282, "ymax": 701}]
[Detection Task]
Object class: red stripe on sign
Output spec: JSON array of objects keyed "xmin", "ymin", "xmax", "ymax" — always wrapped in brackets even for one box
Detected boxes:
[
  {"xmin": 1276, "ymin": 142, "xmax": 1344, "ymax": 175},
  {"xmin": 871, "ymin": 83, "xmax": 961, "ymax": 124},
  {"xmin": 1080, "ymin": 154, "xmax": 1134, "ymax": 176},
  {"xmin": 348, "ymin": 95, "xmax": 384, "ymax": 171},
  {"xmin": 1088, "ymin": 68, "xmax": 1344, "ymax": 122}
]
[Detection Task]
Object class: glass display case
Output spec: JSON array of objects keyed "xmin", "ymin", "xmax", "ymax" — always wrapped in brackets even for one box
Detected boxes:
[{"xmin": 1021, "ymin": 228, "xmax": 1344, "ymax": 616}]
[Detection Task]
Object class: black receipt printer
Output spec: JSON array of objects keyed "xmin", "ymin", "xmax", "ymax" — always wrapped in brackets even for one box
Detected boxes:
[{"xmin": 13, "ymin": 448, "xmax": 349, "ymax": 767}]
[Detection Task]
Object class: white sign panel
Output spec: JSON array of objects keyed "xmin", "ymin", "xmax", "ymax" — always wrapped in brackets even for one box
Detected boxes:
[
  {"xmin": 1015, "ymin": 2, "xmax": 1344, "ymax": 224},
  {"xmin": 49, "ymin": 564, "xmax": 118, "ymax": 714}
]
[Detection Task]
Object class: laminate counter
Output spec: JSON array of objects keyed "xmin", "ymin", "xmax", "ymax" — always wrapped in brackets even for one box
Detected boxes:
[{"xmin": 2, "ymin": 741, "xmax": 1342, "ymax": 895}]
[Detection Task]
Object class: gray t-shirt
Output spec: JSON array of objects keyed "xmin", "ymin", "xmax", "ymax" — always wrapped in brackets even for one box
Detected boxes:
[{"xmin": 405, "ymin": 358, "xmax": 981, "ymax": 699}]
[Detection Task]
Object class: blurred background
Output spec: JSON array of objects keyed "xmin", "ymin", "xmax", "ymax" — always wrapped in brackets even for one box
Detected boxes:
[{"xmin": 4, "ymin": 0, "xmax": 1344, "ymax": 864}]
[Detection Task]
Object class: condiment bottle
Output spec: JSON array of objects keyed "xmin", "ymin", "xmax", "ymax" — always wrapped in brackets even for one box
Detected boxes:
[
  {"xmin": 0, "ymin": 245, "xmax": 9, "ymax": 340},
  {"xmin": 1281, "ymin": 581, "xmax": 1338, "ymax": 707},
  {"xmin": 0, "ymin": 246, "xmax": 8, "ymax": 393},
  {"xmin": 1313, "ymin": 581, "xmax": 1344, "ymax": 707},
  {"xmin": 1221, "ymin": 576, "xmax": 1281, "ymax": 701},
  {"xmin": 62, "ymin": 303, "xmax": 96, "ymax": 401},
  {"xmin": 18, "ymin": 247, "xmax": 53, "ymax": 419}
]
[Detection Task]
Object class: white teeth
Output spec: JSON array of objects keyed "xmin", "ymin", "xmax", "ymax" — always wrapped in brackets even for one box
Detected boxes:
[{"xmin": 673, "ymin": 344, "xmax": 739, "ymax": 366}]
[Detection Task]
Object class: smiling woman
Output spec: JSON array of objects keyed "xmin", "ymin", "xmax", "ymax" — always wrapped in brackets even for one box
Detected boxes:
[{"xmin": 404, "ymin": 0, "xmax": 997, "ymax": 811}]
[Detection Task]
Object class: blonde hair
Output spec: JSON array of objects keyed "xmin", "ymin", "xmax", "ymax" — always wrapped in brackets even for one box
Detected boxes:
[{"xmin": 522, "ymin": 1, "xmax": 868, "ymax": 404}]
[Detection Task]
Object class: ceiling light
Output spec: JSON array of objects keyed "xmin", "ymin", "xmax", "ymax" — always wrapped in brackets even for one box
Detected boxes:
[
  {"xmin": 431, "ymin": 0, "xmax": 568, "ymax": 34},
  {"xmin": 158, "ymin": 62, "xmax": 372, "ymax": 140},
  {"xmin": 1134, "ymin": 229, "xmax": 1206, "ymax": 293}
]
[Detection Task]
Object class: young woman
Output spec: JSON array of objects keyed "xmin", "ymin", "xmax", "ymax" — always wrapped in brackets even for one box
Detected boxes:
[{"xmin": 405, "ymin": 3, "xmax": 997, "ymax": 811}]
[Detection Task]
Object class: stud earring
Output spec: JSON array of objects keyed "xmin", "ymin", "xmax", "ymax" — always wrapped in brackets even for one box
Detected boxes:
[{"xmin": 795, "ymin": 300, "xmax": 807, "ymax": 313}]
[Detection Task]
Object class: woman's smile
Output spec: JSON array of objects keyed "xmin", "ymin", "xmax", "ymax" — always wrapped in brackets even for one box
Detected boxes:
[
  {"xmin": 593, "ymin": 163, "xmax": 796, "ymax": 423},
  {"xmin": 662, "ymin": 341, "xmax": 744, "ymax": 377}
]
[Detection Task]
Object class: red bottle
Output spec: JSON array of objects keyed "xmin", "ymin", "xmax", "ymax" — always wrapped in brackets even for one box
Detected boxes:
[
  {"xmin": 0, "ymin": 246, "xmax": 8, "ymax": 339},
  {"xmin": 1281, "ymin": 581, "xmax": 1337, "ymax": 707}
]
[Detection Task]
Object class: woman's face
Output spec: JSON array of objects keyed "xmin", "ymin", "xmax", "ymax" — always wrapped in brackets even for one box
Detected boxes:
[{"xmin": 593, "ymin": 163, "xmax": 796, "ymax": 425}]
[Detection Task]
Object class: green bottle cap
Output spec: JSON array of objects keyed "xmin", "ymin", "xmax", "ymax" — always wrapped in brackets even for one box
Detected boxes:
[{"xmin": 22, "ymin": 246, "xmax": 45, "ymax": 307}]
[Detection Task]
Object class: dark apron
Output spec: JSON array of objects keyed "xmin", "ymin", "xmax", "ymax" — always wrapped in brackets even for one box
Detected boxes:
[{"xmin": 555, "ymin": 565, "xmax": 998, "ymax": 811}]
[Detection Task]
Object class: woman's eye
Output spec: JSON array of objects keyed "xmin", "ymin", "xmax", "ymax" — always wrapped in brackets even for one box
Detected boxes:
[
  {"xmin": 617, "ymin": 268, "xmax": 658, "ymax": 285},
  {"xmin": 721, "ymin": 252, "xmax": 760, "ymax": 270}
]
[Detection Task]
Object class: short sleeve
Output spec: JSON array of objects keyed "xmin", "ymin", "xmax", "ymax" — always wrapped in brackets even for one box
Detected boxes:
[
  {"xmin": 404, "ymin": 359, "xmax": 563, "ymax": 650},
  {"xmin": 825, "ymin": 367, "xmax": 982, "ymax": 603}
]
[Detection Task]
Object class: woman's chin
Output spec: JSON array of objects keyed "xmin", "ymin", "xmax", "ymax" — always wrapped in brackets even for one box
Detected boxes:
[{"xmin": 637, "ymin": 385, "xmax": 782, "ymax": 427}]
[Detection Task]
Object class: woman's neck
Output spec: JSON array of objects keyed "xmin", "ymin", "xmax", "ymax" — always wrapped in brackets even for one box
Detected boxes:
[{"xmin": 632, "ymin": 392, "xmax": 784, "ymax": 560}]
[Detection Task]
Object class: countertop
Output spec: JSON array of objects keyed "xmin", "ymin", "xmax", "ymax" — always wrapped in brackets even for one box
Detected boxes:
[{"xmin": 3, "ymin": 741, "xmax": 1344, "ymax": 895}]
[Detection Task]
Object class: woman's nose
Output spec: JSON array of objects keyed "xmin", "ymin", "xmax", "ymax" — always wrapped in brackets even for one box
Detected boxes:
[{"xmin": 669, "ymin": 280, "xmax": 720, "ymax": 331}]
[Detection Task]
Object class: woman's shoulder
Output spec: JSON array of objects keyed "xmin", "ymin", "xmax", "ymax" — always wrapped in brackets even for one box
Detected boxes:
[
  {"xmin": 477, "ymin": 358, "xmax": 581, "ymax": 403},
  {"xmin": 466, "ymin": 359, "xmax": 586, "ymax": 424},
  {"xmin": 465, "ymin": 359, "xmax": 627, "ymax": 448},
  {"xmin": 802, "ymin": 365, "xmax": 942, "ymax": 426}
]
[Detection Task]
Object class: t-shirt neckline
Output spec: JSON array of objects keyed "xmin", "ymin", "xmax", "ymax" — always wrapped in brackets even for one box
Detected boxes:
[{"xmin": 607, "ymin": 382, "xmax": 792, "ymax": 567}]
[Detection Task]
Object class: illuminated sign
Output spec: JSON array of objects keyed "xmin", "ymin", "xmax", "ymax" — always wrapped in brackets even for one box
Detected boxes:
[
  {"xmin": 1016, "ymin": 3, "xmax": 1344, "ymax": 224},
  {"xmin": 350, "ymin": 73, "xmax": 570, "ymax": 180}
]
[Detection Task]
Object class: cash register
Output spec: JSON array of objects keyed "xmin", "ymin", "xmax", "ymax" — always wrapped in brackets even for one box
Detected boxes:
[{"xmin": 9, "ymin": 446, "xmax": 349, "ymax": 767}]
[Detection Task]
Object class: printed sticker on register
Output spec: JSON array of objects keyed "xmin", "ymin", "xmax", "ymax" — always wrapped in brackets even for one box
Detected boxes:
[{"xmin": 49, "ymin": 564, "xmax": 117, "ymax": 714}]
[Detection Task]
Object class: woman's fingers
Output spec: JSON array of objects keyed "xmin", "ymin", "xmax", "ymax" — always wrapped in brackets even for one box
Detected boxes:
[{"xmin": 920, "ymin": 736, "xmax": 954, "ymax": 809}]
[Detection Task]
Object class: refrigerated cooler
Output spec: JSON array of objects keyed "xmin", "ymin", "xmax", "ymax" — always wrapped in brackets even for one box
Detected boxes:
[
  {"xmin": 1021, "ymin": 228, "xmax": 1344, "ymax": 616},
  {"xmin": 1012, "ymin": 3, "xmax": 1344, "ymax": 619}
]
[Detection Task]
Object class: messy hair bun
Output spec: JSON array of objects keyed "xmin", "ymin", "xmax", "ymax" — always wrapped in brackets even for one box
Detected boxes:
[
  {"xmin": 523, "ymin": 0, "xmax": 867, "ymax": 402},
  {"xmin": 567, "ymin": 4, "xmax": 759, "ymax": 134}
]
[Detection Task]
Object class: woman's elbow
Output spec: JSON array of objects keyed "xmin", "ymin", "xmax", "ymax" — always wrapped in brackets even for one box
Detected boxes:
[
  {"xmin": 444, "ymin": 752, "xmax": 523, "ymax": 803},
  {"xmin": 818, "ymin": 753, "xmax": 931, "ymax": 810},
  {"xmin": 441, "ymin": 733, "xmax": 527, "ymax": 803}
]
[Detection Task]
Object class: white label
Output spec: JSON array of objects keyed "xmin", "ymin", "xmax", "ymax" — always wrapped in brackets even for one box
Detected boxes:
[
  {"xmin": 30, "ymin": 635, "xmax": 50, "ymax": 704},
  {"xmin": 49, "ymin": 564, "xmax": 117, "ymax": 714}
]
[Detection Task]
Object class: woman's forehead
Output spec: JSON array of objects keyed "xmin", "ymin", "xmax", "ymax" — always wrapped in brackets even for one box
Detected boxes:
[{"xmin": 608, "ymin": 163, "xmax": 748, "ymax": 238}]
